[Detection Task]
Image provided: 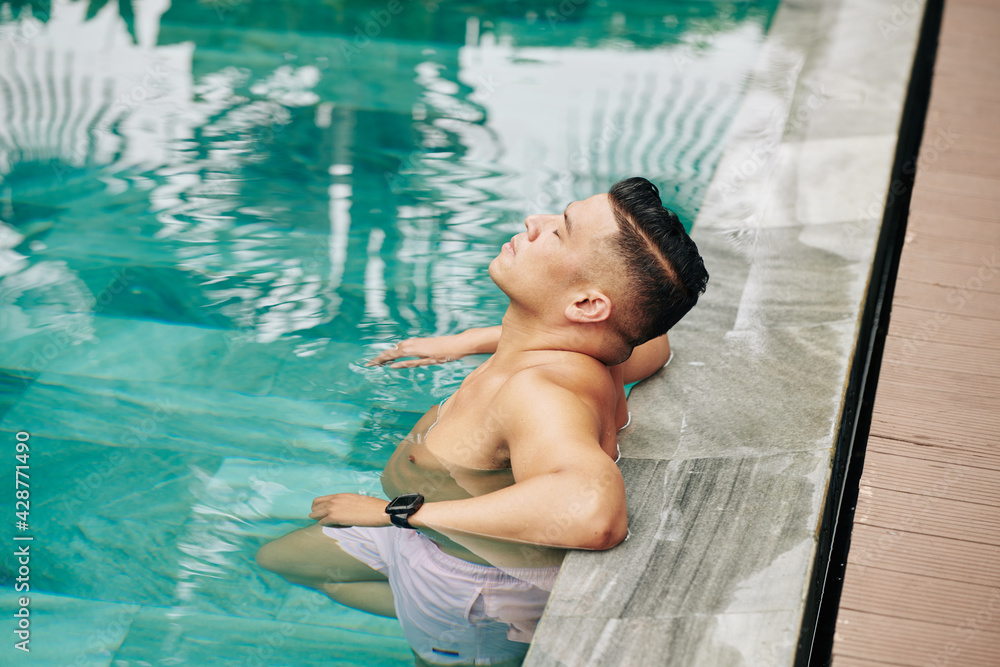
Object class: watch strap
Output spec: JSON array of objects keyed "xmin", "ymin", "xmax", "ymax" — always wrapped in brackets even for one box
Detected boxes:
[{"xmin": 389, "ymin": 512, "xmax": 415, "ymax": 529}]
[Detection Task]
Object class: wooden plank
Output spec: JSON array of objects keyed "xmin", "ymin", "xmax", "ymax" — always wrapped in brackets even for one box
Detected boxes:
[
  {"xmin": 885, "ymin": 305, "xmax": 1000, "ymax": 350},
  {"xmin": 831, "ymin": 657, "xmax": 913, "ymax": 667},
  {"xmin": 890, "ymin": 279, "xmax": 1000, "ymax": 320},
  {"xmin": 922, "ymin": 80, "xmax": 1000, "ymax": 118},
  {"xmin": 839, "ymin": 568, "xmax": 1000, "ymax": 628},
  {"xmin": 896, "ymin": 239, "xmax": 1000, "ymax": 275},
  {"xmin": 918, "ymin": 149, "xmax": 1000, "ymax": 181},
  {"xmin": 878, "ymin": 360, "xmax": 1000, "ymax": 397},
  {"xmin": 877, "ymin": 365, "xmax": 1000, "ymax": 394},
  {"xmin": 943, "ymin": 0, "xmax": 1000, "ymax": 10},
  {"xmin": 896, "ymin": 253, "xmax": 1000, "ymax": 293},
  {"xmin": 836, "ymin": 3, "xmax": 1000, "ymax": 663},
  {"xmin": 869, "ymin": 416, "xmax": 1000, "ymax": 457},
  {"xmin": 929, "ymin": 81, "xmax": 1000, "ymax": 107},
  {"xmin": 922, "ymin": 120, "xmax": 1000, "ymax": 157},
  {"xmin": 859, "ymin": 449, "xmax": 1000, "ymax": 506},
  {"xmin": 909, "ymin": 186, "xmax": 1000, "ymax": 223},
  {"xmin": 880, "ymin": 335, "xmax": 1000, "ymax": 378},
  {"xmin": 833, "ymin": 609, "xmax": 1000, "ymax": 667},
  {"xmin": 915, "ymin": 170, "xmax": 1000, "ymax": 201},
  {"xmin": 874, "ymin": 377, "xmax": 1000, "ymax": 414},
  {"xmin": 846, "ymin": 524, "xmax": 1000, "ymax": 586},
  {"xmin": 907, "ymin": 212, "xmax": 1000, "ymax": 242},
  {"xmin": 853, "ymin": 486, "xmax": 1000, "ymax": 545},
  {"xmin": 868, "ymin": 435, "xmax": 1000, "ymax": 472},
  {"xmin": 898, "ymin": 234, "xmax": 1000, "ymax": 268},
  {"xmin": 934, "ymin": 45, "xmax": 1000, "ymax": 76},
  {"xmin": 925, "ymin": 109, "xmax": 1000, "ymax": 144},
  {"xmin": 949, "ymin": 0, "xmax": 1000, "ymax": 8},
  {"xmin": 927, "ymin": 58, "xmax": 1000, "ymax": 100},
  {"xmin": 940, "ymin": 1, "xmax": 1000, "ymax": 39},
  {"xmin": 866, "ymin": 431, "xmax": 1000, "ymax": 470}
]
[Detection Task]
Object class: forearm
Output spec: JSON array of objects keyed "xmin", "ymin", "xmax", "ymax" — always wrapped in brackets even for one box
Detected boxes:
[
  {"xmin": 408, "ymin": 468, "xmax": 627, "ymax": 550},
  {"xmin": 618, "ymin": 333, "xmax": 671, "ymax": 385},
  {"xmin": 466, "ymin": 328, "xmax": 671, "ymax": 384},
  {"xmin": 458, "ymin": 325, "xmax": 502, "ymax": 355}
]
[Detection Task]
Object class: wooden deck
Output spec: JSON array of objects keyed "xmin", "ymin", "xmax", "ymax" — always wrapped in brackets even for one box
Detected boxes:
[{"xmin": 831, "ymin": 0, "xmax": 1000, "ymax": 665}]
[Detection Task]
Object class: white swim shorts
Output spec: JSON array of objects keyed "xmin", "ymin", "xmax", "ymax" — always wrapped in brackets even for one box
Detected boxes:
[{"xmin": 322, "ymin": 525, "xmax": 559, "ymax": 666}]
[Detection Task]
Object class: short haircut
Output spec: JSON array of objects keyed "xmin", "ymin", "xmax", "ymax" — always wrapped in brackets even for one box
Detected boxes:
[{"xmin": 605, "ymin": 177, "xmax": 709, "ymax": 349}]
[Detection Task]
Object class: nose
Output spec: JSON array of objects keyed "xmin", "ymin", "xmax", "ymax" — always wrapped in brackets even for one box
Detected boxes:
[
  {"xmin": 524, "ymin": 214, "xmax": 556, "ymax": 241},
  {"xmin": 524, "ymin": 214, "xmax": 542, "ymax": 241}
]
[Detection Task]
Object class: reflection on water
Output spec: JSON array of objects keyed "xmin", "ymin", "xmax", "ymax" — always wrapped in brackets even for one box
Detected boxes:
[{"xmin": 0, "ymin": 0, "xmax": 776, "ymax": 664}]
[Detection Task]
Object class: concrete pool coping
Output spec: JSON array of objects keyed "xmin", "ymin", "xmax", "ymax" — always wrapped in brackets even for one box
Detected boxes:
[{"xmin": 524, "ymin": 0, "xmax": 929, "ymax": 665}]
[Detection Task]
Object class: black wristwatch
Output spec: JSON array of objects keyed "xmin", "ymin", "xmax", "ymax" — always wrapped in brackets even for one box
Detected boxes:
[{"xmin": 385, "ymin": 493, "xmax": 424, "ymax": 529}]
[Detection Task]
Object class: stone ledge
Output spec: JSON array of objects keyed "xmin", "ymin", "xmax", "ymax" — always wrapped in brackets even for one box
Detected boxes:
[{"xmin": 525, "ymin": 0, "xmax": 927, "ymax": 664}]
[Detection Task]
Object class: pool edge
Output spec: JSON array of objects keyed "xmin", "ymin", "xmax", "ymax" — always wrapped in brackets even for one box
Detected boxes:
[{"xmin": 524, "ymin": 1, "xmax": 930, "ymax": 665}]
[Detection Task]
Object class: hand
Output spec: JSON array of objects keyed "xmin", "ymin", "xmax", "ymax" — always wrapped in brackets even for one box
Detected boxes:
[
  {"xmin": 309, "ymin": 493, "xmax": 392, "ymax": 528},
  {"xmin": 366, "ymin": 335, "xmax": 468, "ymax": 368}
]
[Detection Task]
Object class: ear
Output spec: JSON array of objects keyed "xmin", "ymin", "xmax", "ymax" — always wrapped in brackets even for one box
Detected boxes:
[{"xmin": 565, "ymin": 291, "xmax": 612, "ymax": 324}]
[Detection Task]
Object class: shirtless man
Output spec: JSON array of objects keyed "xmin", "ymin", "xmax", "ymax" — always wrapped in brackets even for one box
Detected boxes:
[{"xmin": 256, "ymin": 177, "xmax": 708, "ymax": 665}]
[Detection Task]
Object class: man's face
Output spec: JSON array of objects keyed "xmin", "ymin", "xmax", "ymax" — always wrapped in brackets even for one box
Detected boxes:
[{"xmin": 489, "ymin": 193, "xmax": 620, "ymax": 315}]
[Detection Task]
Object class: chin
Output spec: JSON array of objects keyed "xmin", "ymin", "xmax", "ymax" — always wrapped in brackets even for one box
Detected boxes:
[
  {"xmin": 487, "ymin": 257, "xmax": 503, "ymax": 286},
  {"xmin": 488, "ymin": 261, "xmax": 515, "ymax": 298}
]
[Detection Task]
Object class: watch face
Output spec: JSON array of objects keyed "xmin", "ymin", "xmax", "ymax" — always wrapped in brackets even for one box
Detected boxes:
[{"xmin": 386, "ymin": 493, "xmax": 423, "ymax": 513}]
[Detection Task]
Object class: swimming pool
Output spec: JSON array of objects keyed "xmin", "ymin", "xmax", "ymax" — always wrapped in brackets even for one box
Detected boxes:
[{"xmin": 0, "ymin": 0, "xmax": 777, "ymax": 664}]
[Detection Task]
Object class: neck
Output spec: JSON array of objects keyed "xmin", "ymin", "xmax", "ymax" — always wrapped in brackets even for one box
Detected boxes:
[{"xmin": 494, "ymin": 305, "xmax": 611, "ymax": 365}]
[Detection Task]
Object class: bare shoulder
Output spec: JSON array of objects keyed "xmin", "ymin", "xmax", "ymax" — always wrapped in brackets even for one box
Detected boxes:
[
  {"xmin": 495, "ymin": 354, "xmax": 621, "ymax": 477},
  {"xmin": 498, "ymin": 354, "xmax": 616, "ymax": 418}
]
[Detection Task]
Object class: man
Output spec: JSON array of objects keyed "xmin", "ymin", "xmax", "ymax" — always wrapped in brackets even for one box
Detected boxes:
[{"xmin": 256, "ymin": 177, "xmax": 708, "ymax": 665}]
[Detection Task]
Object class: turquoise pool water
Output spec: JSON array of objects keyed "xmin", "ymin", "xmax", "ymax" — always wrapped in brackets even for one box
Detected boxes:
[{"xmin": 0, "ymin": 0, "xmax": 777, "ymax": 664}]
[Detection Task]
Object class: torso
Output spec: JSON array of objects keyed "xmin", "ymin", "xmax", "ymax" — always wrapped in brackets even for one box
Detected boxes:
[{"xmin": 380, "ymin": 351, "xmax": 628, "ymax": 566}]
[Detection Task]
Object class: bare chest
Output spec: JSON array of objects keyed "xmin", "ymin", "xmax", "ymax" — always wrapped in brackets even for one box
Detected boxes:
[{"xmin": 421, "ymin": 390, "xmax": 509, "ymax": 470}]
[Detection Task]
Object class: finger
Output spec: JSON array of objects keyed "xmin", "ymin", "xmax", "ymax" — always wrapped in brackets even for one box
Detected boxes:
[
  {"xmin": 366, "ymin": 350, "xmax": 403, "ymax": 366},
  {"xmin": 389, "ymin": 357, "xmax": 449, "ymax": 369},
  {"xmin": 366, "ymin": 340, "xmax": 421, "ymax": 366},
  {"xmin": 311, "ymin": 497, "xmax": 333, "ymax": 513}
]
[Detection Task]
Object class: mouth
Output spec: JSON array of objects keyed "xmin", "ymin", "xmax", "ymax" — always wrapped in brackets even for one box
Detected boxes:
[{"xmin": 504, "ymin": 237, "xmax": 516, "ymax": 256}]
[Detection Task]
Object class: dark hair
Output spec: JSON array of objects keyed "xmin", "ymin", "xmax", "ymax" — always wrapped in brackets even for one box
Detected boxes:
[{"xmin": 605, "ymin": 177, "xmax": 709, "ymax": 349}]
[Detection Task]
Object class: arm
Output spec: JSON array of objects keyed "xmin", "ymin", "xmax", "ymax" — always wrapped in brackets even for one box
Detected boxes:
[
  {"xmin": 369, "ymin": 326, "xmax": 671, "ymax": 385},
  {"xmin": 408, "ymin": 460, "xmax": 626, "ymax": 550},
  {"xmin": 366, "ymin": 326, "xmax": 500, "ymax": 368},
  {"xmin": 311, "ymin": 373, "xmax": 628, "ymax": 550},
  {"xmin": 615, "ymin": 333, "xmax": 671, "ymax": 385}
]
